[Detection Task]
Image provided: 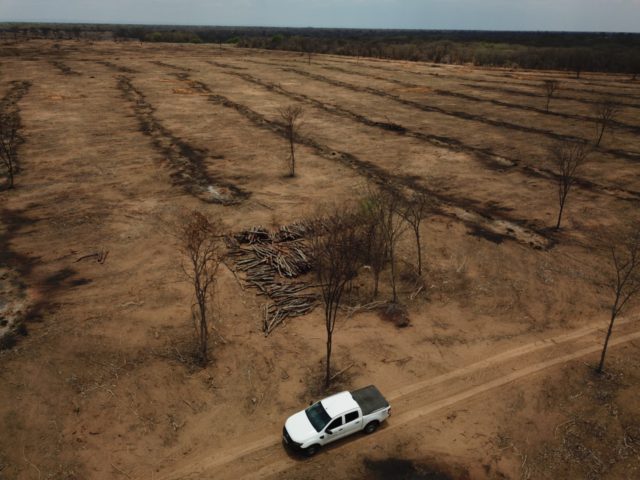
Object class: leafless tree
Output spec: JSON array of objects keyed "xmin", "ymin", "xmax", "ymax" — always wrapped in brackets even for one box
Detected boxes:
[
  {"xmin": 359, "ymin": 189, "xmax": 389, "ymax": 298},
  {"xmin": 178, "ymin": 211, "xmax": 223, "ymax": 366},
  {"xmin": 400, "ymin": 192, "xmax": 432, "ymax": 277},
  {"xmin": 550, "ymin": 141, "xmax": 590, "ymax": 230},
  {"xmin": 592, "ymin": 98, "xmax": 620, "ymax": 147},
  {"xmin": 377, "ymin": 190, "xmax": 407, "ymax": 303},
  {"xmin": 542, "ymin": 80, "xmax": 559, "ymax": 112},
  {"xmin": 312, "ymin": 208, "xmax": 363, "ymax": 388},
  {"xmin": 278, "ymin": 105, "xmax": 304, "ymax": 177},
  {"xmin": 0, "ymin": 113, "xmax": 19, "ymax": 189},
  {"xmin": 597, "ymin": 223, "xmax": 640, "ymax": 373}
]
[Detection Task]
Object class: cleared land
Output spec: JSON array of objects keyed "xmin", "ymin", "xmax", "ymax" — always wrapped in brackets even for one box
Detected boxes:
[{"xmin": 1, "ymin": 40, "xmax": 640, "ymax": 479}]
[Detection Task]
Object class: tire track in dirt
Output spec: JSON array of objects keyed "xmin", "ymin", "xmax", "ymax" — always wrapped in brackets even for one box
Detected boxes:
[
  {"xmin": 205, "ymin": 60, "xmax": 640, "ymax": 203},
  {"xmin": 159, "ymin": 319, "xmax": 639, "ymax": 480},
  {"xmin": 389, "ymin": 329, "xmax": 640, "ymax": 427},
  {"xmin": 388, "ymin": 316, "xmax": 637, "ymax": 401},
  {"xmin": 251, "ymin": 61, "xmax": 640, "ymax": 163},
  {"xmin": 319, "ymin": 63, "xmax": 640, "ymax": 134},
  {"xmin": 115, "ymin": 75, "xmax": 250, "ymax": 205},
  {"xmin": 172, "ymin": 72, "xmax": 553, "ymax": 250}
]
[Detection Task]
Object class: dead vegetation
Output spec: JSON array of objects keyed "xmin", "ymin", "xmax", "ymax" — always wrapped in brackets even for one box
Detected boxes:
[
  {"xmin": 0, "ymin": 80, "xmax": 31, "ymax": 189},
  {"xmin": 549, "ymin": 140, "xmax": 591, "ymax": 230},
  {"xmin": 173, "ymin": 72, "xmax": 551, "ymax": 250},
  {"xmin": 311, "ymin": 206, "xmax": 364, "ymax": 388},
  {"xmin": 1, "ymin": 40, "xmax": 640, "ymax": 480},
  {"xmin": 520, "ymin": 353, "xmax": 640, "ymax": 480},
  {"xmin": 116, "ymin": 75, "xmax": 249, "ymax": 204},
  {"xmin": 50, "ymin": 60, "xmax": 80, "ymax": 75},
  {"xmin": 593, "ymin": 97, "xmax": 621, "ymax": 147},
  {"xmin": 178, "ymin": 210, "xmax": 224, "ymax": 366},
  {"xmin": 224, "ymin": 222, "xmax": 318, "ymax": 335},
  {"xmin": 278, "ymin": 105, "xmax": 304, "ymax": 177},
  {"xmin": 597, "ymin": 221, "xmax": 640, "ymax": 373},
  {"xmin": 543, "ymin": 79, "xmax": 559, "ymax": 112}
]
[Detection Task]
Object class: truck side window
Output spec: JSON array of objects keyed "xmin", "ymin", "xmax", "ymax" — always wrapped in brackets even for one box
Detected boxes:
[
  {"xmin": 345, "ymin": 411, "xmax": 360, "ymax": 423},
  {"xmin": 326, "ymin": 417, "xmax": 343, "ymax": 431}
]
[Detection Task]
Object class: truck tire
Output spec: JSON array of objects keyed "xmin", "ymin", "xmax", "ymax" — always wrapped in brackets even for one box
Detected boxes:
[
  {"xmin": 303, "ymin": 444, "xmax": 320, "ymax": 457},
  {"xmin": 364, "ymin": 421, "xmax": 379, "ymax": 434}
]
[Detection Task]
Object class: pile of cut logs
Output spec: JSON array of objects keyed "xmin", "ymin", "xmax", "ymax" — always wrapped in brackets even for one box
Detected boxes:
[{"xmin": 226, "ymin": 223, "xmax": 319, "ymax": 335}]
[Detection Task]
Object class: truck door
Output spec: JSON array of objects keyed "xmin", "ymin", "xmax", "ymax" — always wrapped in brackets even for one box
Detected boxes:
[
  {"xmin": 323, "ymin": 417, "xmax": 344, "ymax": 444},
  {"xmin": 340, "ymin": 410, "xmax": 362, "ymax": 438}
]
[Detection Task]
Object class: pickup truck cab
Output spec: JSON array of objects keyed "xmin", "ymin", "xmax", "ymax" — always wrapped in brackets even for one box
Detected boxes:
[{"xmin": 283, "ymin": 385, "xmax": 391, "ymax": 456}]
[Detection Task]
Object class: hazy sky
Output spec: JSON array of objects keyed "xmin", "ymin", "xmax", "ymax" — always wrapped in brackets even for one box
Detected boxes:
[{"xmin": 1, "ymin": 0, "xmax": 639, "ymax": 32}]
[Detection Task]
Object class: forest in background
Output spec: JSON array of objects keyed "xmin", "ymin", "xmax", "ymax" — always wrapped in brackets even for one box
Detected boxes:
[{"xmin": 1, "ymin": 23, "xmax": 639, "ymax": 77}]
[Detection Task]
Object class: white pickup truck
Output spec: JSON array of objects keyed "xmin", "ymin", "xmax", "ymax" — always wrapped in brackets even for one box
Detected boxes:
[{"xmin": 282, "ymin": 385, "xmax": 391, "ymax": 456}]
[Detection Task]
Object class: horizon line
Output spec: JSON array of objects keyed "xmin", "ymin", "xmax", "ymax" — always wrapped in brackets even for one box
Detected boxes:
[{"xmin": 1, "ymin": 21, "xmax": 639, "ymax": 35}]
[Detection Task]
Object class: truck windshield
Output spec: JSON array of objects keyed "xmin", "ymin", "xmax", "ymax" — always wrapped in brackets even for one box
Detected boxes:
[{"xmin": 305, "ymin": 402, "xmax": 331, "ymax": 432}]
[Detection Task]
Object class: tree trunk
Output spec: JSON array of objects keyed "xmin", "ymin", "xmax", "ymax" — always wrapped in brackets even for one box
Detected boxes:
[
  {"xmin": 373, "ymin": 269, "xmax": 380, "ymax": 298},
  {"xmin": 546, "ymin": 97, "xmax": 550, "ymax": 112},
  {"xmin": 555, "ymin": 197, "xmax": 565, "ymax": 230},
  {"xmin": 390, "ymin": 246, "xmax": 397, "ymax": 303},
  {"xmin": 597, "ymin": 309, "xmax": 617, "ymax": 373},
  {"xmin": 289, "ymin": 133, "xmax": 295, "ymax": 177},
  {"xmin": 325, "ymin": 327, "xmax": 332, "ymax": 388},
  {"xmin": 596, "ymin": 124, "xmax": 605, "ymax": 147},
  {"xmin": 7, "ymin": 160, "xmax": 14, "ymax": 189},
  {"xmin": 198, "ymin": 296, "xmax": 208, "ymax": 365},
  {"xmin": 415, "ymin": 227, "xmax": 422, "ymax": 276}
]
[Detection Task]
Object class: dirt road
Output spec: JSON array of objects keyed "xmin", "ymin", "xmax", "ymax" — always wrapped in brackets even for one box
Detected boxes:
[{"xmin": 159, "ymin": 317, "xmax": 639, "ymax": 479}]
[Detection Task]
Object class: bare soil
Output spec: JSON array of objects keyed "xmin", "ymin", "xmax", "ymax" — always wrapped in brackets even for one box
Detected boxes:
[{"xmin": 1, "ymin": 40, "xmax": 639, "ymax": 479}]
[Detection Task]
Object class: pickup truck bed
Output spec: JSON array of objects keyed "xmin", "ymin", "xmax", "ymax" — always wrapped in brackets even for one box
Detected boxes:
[{"xmin": 351, "ymin": 385, "xmax": 389, "ymax": 415}]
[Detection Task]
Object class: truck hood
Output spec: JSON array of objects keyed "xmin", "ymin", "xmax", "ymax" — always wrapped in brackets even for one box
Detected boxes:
[{"xmin": 285, "ymin": 410, "xmax": 317, "ymax": 443}]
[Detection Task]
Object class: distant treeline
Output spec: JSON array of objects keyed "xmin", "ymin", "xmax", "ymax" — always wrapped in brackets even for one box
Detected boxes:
[
  {"xmin": 235, "ymin": 30, "xmax": 640, "ymax": 78},
  {"xmin": 1, "ymin": 23, "xmax": 638, "ymax": 77}
]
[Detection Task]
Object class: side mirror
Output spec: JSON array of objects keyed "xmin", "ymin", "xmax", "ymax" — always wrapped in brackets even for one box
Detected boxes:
[
  {"xmin": 326, "ymin": 429, "xmax": 332, "ymax": 435},
  {"xmin": 309, "ymin": 401, "xmax": 313, "ymax": 406}
]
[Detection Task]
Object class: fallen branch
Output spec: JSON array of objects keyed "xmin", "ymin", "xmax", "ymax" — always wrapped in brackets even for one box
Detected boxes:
[
  {"xmin": 75, "ymin": 253, "xmax": 99, "ymax": 263},
  {"xmin": 330, "ymin": 363, "xmax": 354, "ymax": 382},
  {"xmin": 223, "ymin": 260, "xmax": 244, "ymax": 291},
  {"xmin": 22, "ymin": 446, "xmax": 41, "ymax": 480},
  {"xmin": 111, "ymin": 461, "xmax": 132, "ymax": 479}
]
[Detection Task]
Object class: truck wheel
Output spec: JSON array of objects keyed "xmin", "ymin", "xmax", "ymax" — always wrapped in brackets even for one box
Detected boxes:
[
  {"xmin": 303, "ymin": 445, "xmax": 320, "ymax": 457},
  {"xmin": 364, "ymin": 421, "xmax": 379, "ymax": 434}
]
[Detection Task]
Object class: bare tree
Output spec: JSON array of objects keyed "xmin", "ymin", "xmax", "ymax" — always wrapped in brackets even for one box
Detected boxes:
[
  {"xmin": 542, "ymin": 80, "xmax": 559, "ymax": 112},
  {"xmin": 378, "ymin": 190, "xmax": 407, "ymax": 303},
  {"xmin": 400, "ymin": 192, "xmax": 432, "ymax": 277},
  {"xmin": 597, "ymin": 224, "xmax": 640, "ymax": 373},
  {"xmin": 278, "ymin": 105, "xmax": 304, "ymax": 177},
  {"xmin": 592, "ymin": 98, "xmax": 620, "ymax": 147},
  {"xmin": 312, "ymin": 208, "xmax": 363, "ymax": 388},
  {"xmin": 179, "ymin": 211, "xmax": 223, "ymax": 366},
  {"xmin": 550, "ymin": 141, "xmax": 590, "ymax": 230},
  {"xmin": 0, "ymin": 113, "xmax": 19, "ymax": 189},
  {"xmin": 359, "ymin": 190, "xmax": 389, "ymax": 298}
]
